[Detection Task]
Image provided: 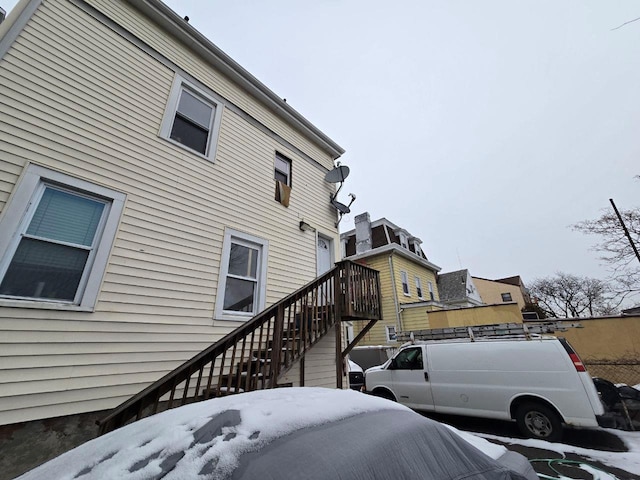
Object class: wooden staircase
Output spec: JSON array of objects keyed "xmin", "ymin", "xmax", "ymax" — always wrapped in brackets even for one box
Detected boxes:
[{"xmin": 97, "ymin": 260, "xmax": 381, "ymax": 435}]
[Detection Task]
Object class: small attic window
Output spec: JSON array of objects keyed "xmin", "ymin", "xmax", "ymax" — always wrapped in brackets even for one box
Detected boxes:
[{"xmin": 399, "ymin": 232, "xmax": 408, "ymax": 249}]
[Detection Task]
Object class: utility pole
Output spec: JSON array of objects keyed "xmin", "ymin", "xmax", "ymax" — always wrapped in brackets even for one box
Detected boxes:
[{"xmin": 609, "ymin": 198, "xmax": 640, "ymax": 265}]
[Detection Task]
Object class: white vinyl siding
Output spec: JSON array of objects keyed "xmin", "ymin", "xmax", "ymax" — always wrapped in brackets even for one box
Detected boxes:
[{"xmin": 0, "ymin": 0, "xmax": 340, "ymax": 425}]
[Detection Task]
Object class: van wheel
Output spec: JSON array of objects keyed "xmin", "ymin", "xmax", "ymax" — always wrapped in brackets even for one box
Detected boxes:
[
  {"xmin": 372, "ymin": 389, "xmax": 396, "ymax": 402},
  {"xmin": 515, "ymin": 403, "xmax": 562, "ymax": 442}
]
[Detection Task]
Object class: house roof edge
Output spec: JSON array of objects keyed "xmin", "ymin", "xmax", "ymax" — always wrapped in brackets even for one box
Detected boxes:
[{"xmin": 126, "ymin": 0, "xmax": 345, "ymax": 159}]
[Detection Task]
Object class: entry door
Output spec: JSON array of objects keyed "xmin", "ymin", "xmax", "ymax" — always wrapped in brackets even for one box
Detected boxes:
[{"xmin": 316, "ymin": 235, "xmax": 333, "ymax": 275}]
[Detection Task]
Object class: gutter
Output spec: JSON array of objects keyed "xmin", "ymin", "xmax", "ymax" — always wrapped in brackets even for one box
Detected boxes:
[{"xmin": 126, "ymin": 0, "xmax": 345, "ymax": 159}]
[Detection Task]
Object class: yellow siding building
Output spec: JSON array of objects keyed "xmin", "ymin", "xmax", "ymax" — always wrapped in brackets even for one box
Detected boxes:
[{"xmin": 342, "ymin": 213, "xmax": 441, "ymax": 346}]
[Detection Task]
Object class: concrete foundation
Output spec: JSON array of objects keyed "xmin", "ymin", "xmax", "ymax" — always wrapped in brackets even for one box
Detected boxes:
[{"xmin": 0, "ymin": 409, "xmax": 107, "ymax": 480}]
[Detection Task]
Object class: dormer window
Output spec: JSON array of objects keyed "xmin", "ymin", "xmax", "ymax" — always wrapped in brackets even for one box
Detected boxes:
[{"xmin": 399, "ymin": 232, "xmax": 408, "ymax": 249}]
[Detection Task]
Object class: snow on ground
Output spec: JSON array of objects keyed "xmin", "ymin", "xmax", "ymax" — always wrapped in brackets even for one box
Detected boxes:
[{"xmin": 477, "ymin": 429, "xmax": 640, "ymax": 478}]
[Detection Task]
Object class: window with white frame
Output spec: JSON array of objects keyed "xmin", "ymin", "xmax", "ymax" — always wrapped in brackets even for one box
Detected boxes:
[
  {"xmin": 385, "ymin": 325, "xmax": 397, "ymax": 342},
  {"xmin": 428, "ymin": 281, "xmax": 435, "ymax": 301},
  {"xmin": 159, "ymin": 74, "xmax": 223, "ymax": 160},
  {"xmin": 400, "ymin": 270, "xmax": 409, "ymax": 296},
  {"xmin": 399, "ymin": 232, "xmax": 408, "ymax": 249},
  {"xmin": 215, "ymin": 229, "xmax": 268, "ymax": 320},
  {"xmin": 0, "ymin": 165, "xmax": 125, "ymax": 309},
  {"xmin": 415, "ymin": 276, "xmax": 424, "ymax": 299},
  {"xmin": 274, "ymin": 152, "xmax": 292, "ymax": 186}
]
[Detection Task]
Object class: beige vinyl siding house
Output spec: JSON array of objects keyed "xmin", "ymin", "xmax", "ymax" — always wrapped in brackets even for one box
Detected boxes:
[{"xmin": 0, "ymin": 0, "xmax": 345, "ymax": 427}]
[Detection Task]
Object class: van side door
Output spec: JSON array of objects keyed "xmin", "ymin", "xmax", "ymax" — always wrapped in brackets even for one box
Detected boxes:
[{"xmin": 389, "ymin": 346, "xmax": 435, "ymax": 411}]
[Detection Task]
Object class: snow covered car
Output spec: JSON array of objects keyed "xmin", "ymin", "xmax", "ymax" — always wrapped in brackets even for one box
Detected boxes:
[{"xmin": 17, "ymin": 388, "xmax": 537, "ymax": 480}]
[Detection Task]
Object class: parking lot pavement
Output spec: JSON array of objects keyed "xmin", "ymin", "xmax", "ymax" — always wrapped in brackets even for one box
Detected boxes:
[{"xmin": 421, "ymin": 412, "xmax": 639, "ymax": 479}]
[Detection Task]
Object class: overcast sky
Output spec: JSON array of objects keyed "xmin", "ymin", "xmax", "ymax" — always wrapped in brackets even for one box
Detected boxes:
[{"xmin": 3, "ymin": 1, "xmax": 639, "ymax": 286}]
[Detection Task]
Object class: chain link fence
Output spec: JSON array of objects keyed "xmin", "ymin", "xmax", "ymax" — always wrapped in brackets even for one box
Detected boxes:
[{"xmin": 584, "ymin": 359, "xmax": 640, "ymax": 386}]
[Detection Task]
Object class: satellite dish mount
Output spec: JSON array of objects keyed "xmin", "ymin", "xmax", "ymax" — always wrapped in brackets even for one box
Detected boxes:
[{"xmin": 324, "ymin": 162, "xmax": 356, "ymax": 227}]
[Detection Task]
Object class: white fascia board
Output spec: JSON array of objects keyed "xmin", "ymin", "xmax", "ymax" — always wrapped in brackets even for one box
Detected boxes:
[
  {"xmin": 345, "ymin": 244, "xmax": 441, "ymax": 273},
  {"xmin": 126, "ymin": 0, "xmax": 344, "ymax": 159}
]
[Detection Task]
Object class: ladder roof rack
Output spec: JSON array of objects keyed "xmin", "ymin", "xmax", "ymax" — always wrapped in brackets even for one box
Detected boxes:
[{"xmin": 397, "ymin": 321, "xmax": 582, "ymax": 342}]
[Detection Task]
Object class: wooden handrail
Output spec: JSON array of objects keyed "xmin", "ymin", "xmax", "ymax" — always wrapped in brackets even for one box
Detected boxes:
[{"xmin": 97, "ymin": 260, "xmax": 381, "ymax": 434}]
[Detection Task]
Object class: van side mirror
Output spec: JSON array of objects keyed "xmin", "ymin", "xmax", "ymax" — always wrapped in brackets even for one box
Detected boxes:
[{"xmin": 389, "ymin": 358, "xmax": 397, "ymax": 370}]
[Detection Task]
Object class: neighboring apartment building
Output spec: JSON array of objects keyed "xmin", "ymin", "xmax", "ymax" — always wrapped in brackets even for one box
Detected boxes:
[
  {"xmin": 341, "ymin": 213, "xmax": 441, "ymax": 345},
  {"xmin": 0, "ymin": 0, "xmax": 349, "ymax": 434},
  {"xmin": 473, "ymin": 275, "xmax": 530, "ymax": 310}
]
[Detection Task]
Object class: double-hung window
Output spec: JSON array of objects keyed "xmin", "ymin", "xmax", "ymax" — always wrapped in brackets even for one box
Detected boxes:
[
  {"xmin": 274, "ymin": 153, "xmax": 292, "ymax": 186},
  {"xmin": 415, "ymin": 277, "xmax": 424, "ymax": 299},
  {"xmin": 160, "ymin": 74, "xmax": 223, "ymax": 160},
  {"xmin": 428, "ymin": 281, "xmax": 435, "ymax": 301},
  {"xmin": 215, "ymin": 229, "xmax": 268, "ymax": 320},
  {"xmin": 400, "ymin": 271, "xmax": 409, "ymax": 296},
  {"xmin": 385, "ymin": 325, "xmax": 397, "ymax": 342},
  {"xmin": 0, "ymin": 165, "xmax": 125, "ymax": 309}
]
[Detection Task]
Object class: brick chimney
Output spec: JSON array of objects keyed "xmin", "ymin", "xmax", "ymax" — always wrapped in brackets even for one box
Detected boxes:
[{"xmin": 354, "ymin": 212, "xmax": 372, "ymax": 254}]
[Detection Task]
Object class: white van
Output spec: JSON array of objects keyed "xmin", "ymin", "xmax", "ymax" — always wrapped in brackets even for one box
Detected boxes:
[{"xmin": 364, "ymin": 336, "xmax": 605, "ymax": 441}]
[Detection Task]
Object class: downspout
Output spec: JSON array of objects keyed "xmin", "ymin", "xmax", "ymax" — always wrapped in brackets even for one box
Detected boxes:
[{"xmin": 388, "ymin": 251, "xmax": 402, "ymax": 337}]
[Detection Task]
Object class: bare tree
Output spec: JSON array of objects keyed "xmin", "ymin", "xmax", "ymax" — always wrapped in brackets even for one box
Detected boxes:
[
  {"xmin": 573, "ymin": 205, "xmax": 640, "ymax": 298},
  {"xmin": 529, "ymin": 273, "xmax": 624, "ymax": 318}
]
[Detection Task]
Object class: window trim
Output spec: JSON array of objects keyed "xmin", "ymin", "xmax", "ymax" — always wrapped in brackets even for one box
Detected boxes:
[
  {"xmin": 159, "ymin": 74, "xmax": 223, "ymax": 161},
  {"xmin": 400, "ymin": 270, "xmax": 410, "ymax": 296},
  {"xmin": 214, "ymin": 228, "xmax": 269, "ymax": 321},
  {"xmin": 415, "ymin": 276, "xmax": 424, "ymax": 299},
  {"xmin": 398, "ymin": 232, "xmax": 408, "ymax": 249},
  {"xmin": 385, "ymin": 325, "xmax": 397, "ymax": 342},
  {"xmin": 0, "ymin": 164, "xmax": 125, "ymax": 311}
]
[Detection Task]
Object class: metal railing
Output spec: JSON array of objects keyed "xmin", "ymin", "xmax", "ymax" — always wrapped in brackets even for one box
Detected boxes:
[{"xmin": 97, "ymin": 260, "xmax": 381, "ymax": 434}]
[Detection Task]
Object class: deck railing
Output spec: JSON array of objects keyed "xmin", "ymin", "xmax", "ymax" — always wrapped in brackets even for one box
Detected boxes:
[{"xmin": 97, "ymin": 260, "xmax": 381, "ymax": 435}]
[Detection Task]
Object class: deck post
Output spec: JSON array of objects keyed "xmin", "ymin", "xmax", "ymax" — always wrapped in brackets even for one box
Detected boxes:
[{"xmin": 335, "ymin": 265, "xmax": 344, "ymax": 388}]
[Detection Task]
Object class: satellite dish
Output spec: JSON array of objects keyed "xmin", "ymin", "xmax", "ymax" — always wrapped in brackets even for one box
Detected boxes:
[
  {"xmin": 324, "ymin": 165, "xmax": 350, "ymax": 183},
  {"xmin": 331, "ymin": 199, "xmax": 351, "ymax": 214}
]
